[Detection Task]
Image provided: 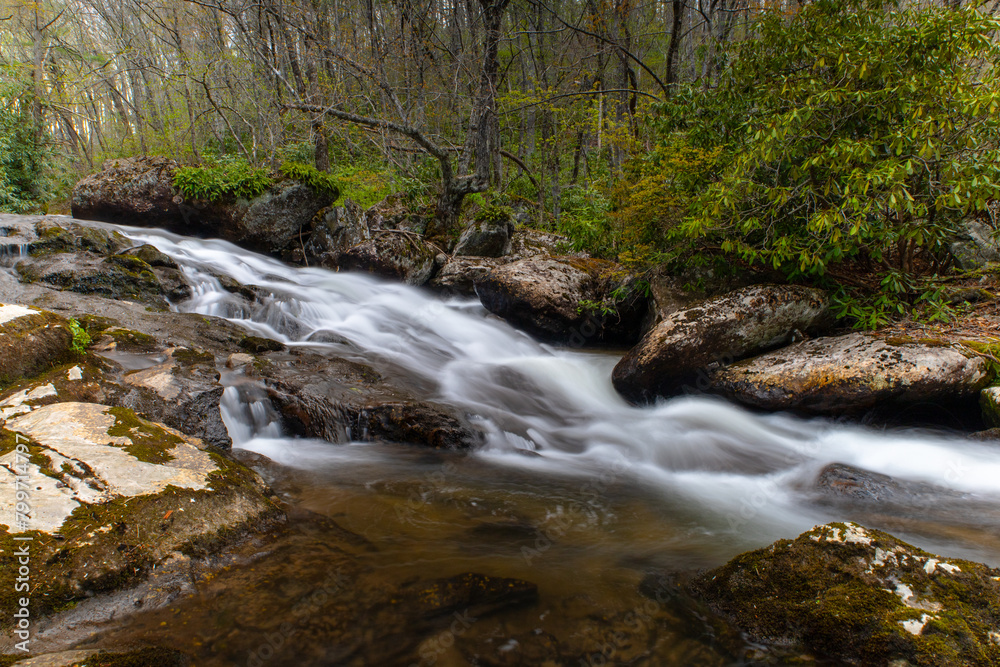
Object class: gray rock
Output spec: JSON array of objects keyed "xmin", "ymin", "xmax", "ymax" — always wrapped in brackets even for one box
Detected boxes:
[
  {"xmin": 453, "ymin": 211, "xmax": 515, "ymax": 257},
  {"xmin": 476, "ymin": 256, "xmax": 648, "ymax": 346},
  {"xmin": 305, "ymin": 199, "xmax": 371, "ymax": 258},
  {"xmin": 692, "ymin": 522, "xmax": 1000, "ymax": 665},
  {"xmin": 71, "ymin": 156, "xmax": 183, "ymax": 228},
  {"xmin": 612, "ymin": 284, "xmax": 831, "ymax": 402},
  {"xmin": 950, "ymin": 220, "xmax": 1000, "ymax": 271},
  {"xmin": 709, "ymin": 333, "xmax": 989, "ymax": 414}
]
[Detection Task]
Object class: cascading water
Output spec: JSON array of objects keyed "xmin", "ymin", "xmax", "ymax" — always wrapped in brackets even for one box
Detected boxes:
[{"xmin": 110, "ymin": 224, "xmax": 1000, "ymax": 566}]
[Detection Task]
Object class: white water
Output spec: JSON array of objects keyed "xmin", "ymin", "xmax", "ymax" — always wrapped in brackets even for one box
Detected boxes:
[{"xmin": 118, "ymin": 225, "xmax": 1000, "ymax": 557}]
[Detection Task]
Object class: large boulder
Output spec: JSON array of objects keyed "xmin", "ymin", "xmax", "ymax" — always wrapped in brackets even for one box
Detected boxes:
[
  {"xmin": 71, "ymin": 157, "xmax": 337, "ymax": 257},
  {"xmin": 246, "ymin": 350, "xmax": 481, "ymax": 449},
  {"xmin": 71, "ymin": 156, "xmax": 183, "ymax": 228},
  {"xmin": 709, "ymin": 333, "xmax": 989, "ymax": 414},
  {"xmin": 0, "ymin": 402, "xmax": 280, "ymax": 623},
  {"xmin": 612, "ymin": 285, "xmax": 830, "ymax": 402},
  {"xmin": 476, "ymin": 256, "xmax": 648, "ymax": 346},
  {"xmin": 692, "ymin": 522, "xmax": 1000, "ymax": 665}
]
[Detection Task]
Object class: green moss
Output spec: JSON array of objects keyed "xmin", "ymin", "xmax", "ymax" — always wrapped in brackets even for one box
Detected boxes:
[
  {"xmin": 239, "ymin": 336, "xmax": 285, "ymax": 353},
  {"xmin": 76, "ymin": 314, "xmax": 119, "ymax": 337},
  {"xmin": 172, "ymin": 348, "xmax": 214, "ymax": 367},
  {"xmin": 106, "ymin": 406, "xmax": 182, "ymax": 464},
  {"xmin": 106, "ymin": 328, "xmax": 158, "ymax": 352},
  {"xmin": 109, "ymin": 253, "xmax": 154, "ymax": 274}
]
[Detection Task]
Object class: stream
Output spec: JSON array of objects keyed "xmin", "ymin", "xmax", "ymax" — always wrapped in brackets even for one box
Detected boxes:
[{"xmin": 59, "ymin": 225, "xmax": 1000, "ymax": 665}]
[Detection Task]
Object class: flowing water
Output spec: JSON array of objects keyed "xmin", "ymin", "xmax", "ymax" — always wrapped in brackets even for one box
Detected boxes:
[{"xmin": 63, "ymin": 225, "xmax": 1000, "ymax": 665}]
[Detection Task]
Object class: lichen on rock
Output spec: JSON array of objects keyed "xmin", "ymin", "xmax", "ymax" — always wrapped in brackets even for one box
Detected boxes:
[{"xmin": 693, "ymin": 522, "xmax": 1000, "ymax": 665}]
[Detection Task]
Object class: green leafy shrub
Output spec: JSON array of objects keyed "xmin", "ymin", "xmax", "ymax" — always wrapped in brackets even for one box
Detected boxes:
[
  {"xmin": 67, "ymin": 318, "xmax": 91, "ymax": 354},
  {"xmin": 279, "ymin": 161, "xmax": 340, "ymax": 198},
  {"xmin": 660, "ymin": 0, "xmax": 1000, "ymax": 326},
  {"xmin": 172, "ymin": 158, "xmax": 273, "ymax": 202}
]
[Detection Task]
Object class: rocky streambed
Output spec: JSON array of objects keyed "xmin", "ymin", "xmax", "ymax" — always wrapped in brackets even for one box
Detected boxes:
[{"xmin": 0, "ymin": 202, "xmax": 998, "ymax": 665}]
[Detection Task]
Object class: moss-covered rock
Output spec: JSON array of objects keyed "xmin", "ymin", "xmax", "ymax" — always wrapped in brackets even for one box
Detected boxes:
[
  {"xmin": 0, "ymin": 403, "xmax": 280, "ymax": 627},
  {"xmin": 980, "ymin": 386, "xmax": 1000, "ymax": 428},
  {"xmin": 693, "ymin": 522, "xmax": 1000, "ymax": 665},
  {"xmin": 239, "ymin": 335, "xmax": 286, "ymax": 353},
  {"xmin": 0, "ymin": 304, "xmax": 75, "ymax": 389}
]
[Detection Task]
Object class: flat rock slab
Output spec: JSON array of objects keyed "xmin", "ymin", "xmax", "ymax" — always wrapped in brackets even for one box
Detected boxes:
[
  {"xmin": 612, "ymin": 284, "xmax": 830, "ymax": 402},
  {"xmin": 692, "ymin": 522, "xmax": 1000, "ymax": 665},
  {"xmin": 710, "ymin": 333, "xmax": 989, "ymax": 414},
  {"xmin": 1, "ymin": 403, "xmax": 216, "ymax": 533}
]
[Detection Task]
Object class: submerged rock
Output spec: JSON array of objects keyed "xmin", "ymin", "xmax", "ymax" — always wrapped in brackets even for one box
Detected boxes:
[
  {"xmin": 476, "ymin": 256, "xmax": 647, "ymax": 346},
  {"xmin": 0, "ymin": 402, "xmax": 279, "ymax": 622},
  {"xmin": 693, "ymin": 522, "xmax": 1000, "ymax": 665},
  {"xmin": 710, "ymin": 333, "xmax": 989, "ymax": 414},
  {"xmin": 612, "ymin": 284, "xmax": 830, "ymax": 402}
]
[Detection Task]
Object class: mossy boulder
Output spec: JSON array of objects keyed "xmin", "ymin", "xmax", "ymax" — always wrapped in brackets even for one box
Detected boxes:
[
  {"xmin": 476, "ymin": 256, "xmax": 648, "ymax": 346},
  {"xmin": 0, "ymin": 304, "xmax": 76, "ymax": 389},
  {"xmin": 0, "ymin": 403, "xmax": 280, "ymax": 626},
  {"xmin": 709, "ymin": 333, "xmax": 990, "ymax": 415},
  {"xmin": 694, "ymin": 522, "xmax": 1000, "ymax": 665},
  {"xmin": 612, "ymin": 284, "xmax": 831, "ymax": 402}
]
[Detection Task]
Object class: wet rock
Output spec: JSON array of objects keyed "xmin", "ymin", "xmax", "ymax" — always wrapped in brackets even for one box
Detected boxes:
[
  {"xmin": 813, "ymin": 463, "xmax": 969, "ymax": 507},
  {"xmin": 612, "ymin": 285, "xmax": 831, "ymax": 402},
  {"xmin": 108, "ymin": 347, "xmax": 231, "ymax": 450},
  {"xmin": 970, "ymin": 427, "xmax": 1000, "ymax": 442},
  {"xmin": 32, "ymin": 218, "xmax": 131, "ymax": 256},
  {"xmin": 981, "ymin": 386, "xmax": 1000, "ymax": 427},
  {"xmin": 453, "ymin": 211, "xmax": 515, "ymax": 257},
  {"xmin": 709, "ymin": 333, "xmax": 989, "ymax": 414},
  {"xmin": 0, "ymin": 304, "xmax": 75, "ymax": 389},
  {"xmin": 692, "ymin": 522, "xmax": 1000, "ymax": 665},
  {"xmin": 0, "ymin": 403, "xmax": 280, "ymax": 623},
  {"xmin": 15, "ymin": 251, "xmax": 185, "ymax": 310},
  {"xmin": 222, "ymin": 179, "xmax": 337, "ymax": 256},
  {"xmin": 429, "ymin": 256, "xmax": 502, "ymax": 296},
  {"xmin": 120, "ymin": 243, "xmax": 179, "ymax": 269},
  {"xmin": 251, "ymin": 351, "xmax": 480, "ymax": 449},
  {"xmin": 396, "ymin": 572, "xmax": 538, "ymax": 618},
  {"xmin": 71, "ymin": 156, "xmax": 183, "ymax": 228},
  {"xmin": 950, "ymin": 219, "xmax": 1000, "ymax": 271},
  {"xmin": 477, "ymin": 256, "xmax": 647, "ymax": 346},
  {"xmin": 331, "ymin": 231, "xmax": 439, "ymax": 285},
  {"xmin": 239, "ymin": 335, "xmax": 286, "ymax": 353}
]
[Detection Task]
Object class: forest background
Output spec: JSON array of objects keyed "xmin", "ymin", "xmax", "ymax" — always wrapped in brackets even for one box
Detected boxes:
[{"xmin": 2, "ymin": 0, "xmax": 1000, "ymax": 325}]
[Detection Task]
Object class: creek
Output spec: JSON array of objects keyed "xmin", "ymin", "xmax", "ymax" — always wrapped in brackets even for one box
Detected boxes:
[{"xmin": 68, "ymin": 225, "xmax": 1000, "ymax": 665}]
